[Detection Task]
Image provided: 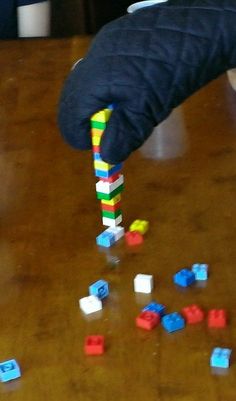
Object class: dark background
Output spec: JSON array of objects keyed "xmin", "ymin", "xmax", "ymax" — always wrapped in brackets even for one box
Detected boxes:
[{"xmin": 51, "ymin": 0, "xmax": 134, "ymax": 36}]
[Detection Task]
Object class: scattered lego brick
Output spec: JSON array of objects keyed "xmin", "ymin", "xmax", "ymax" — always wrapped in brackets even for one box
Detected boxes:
[
  {"xmin": 181, "ymin": 304, "xmax": 204, "ymax": 324},
  {"xmin": 136, "ymin": 311, "xmax": 160, "ymax": 330},
  {"xmin": 161, "ymin": 312, "xmax": 185, "ymax": 333},
  {"xmin": 143, "ymin": 302, "xmax": 166, "ymax": 317},
  {"xmin": 192, "ymin": 263, "xmax": 208, "ymax": 280},
  {"xmin": 0, "ymin": 359, "xmax": 21, "ymax": 382},
  {"xmin": 134, "ymin": 274, "xmax": 153, "ymax": 294},
  {"xmin": 210, "ymin": 347, "xmax": 232, "ymax": 368},
  {"xmin": 89, "ymin": 280, "xmax": 109, "ymax": 299},
  {"xmin": 129, "ymin": 219, "xmax": 149, "ymax": 235},
  {"xmin": 173, "ymin": 268, "xmax": 195, "ymax": 287},
  {"xmin": 84, "ymin": 335, "xmax": 105, "ymax": 355},
  {"xmin": 125, "ymin": 231, "xmax": 144, "ymax": 246},
  {"xmin": 79, "ymin": 295, "xmax": 102, "ymax": 315},
  {"xmin": 207, "ymin": 309, "xmax": 227, "ymax": 328}
]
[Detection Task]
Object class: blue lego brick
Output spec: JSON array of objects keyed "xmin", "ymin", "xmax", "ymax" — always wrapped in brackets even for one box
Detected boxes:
[
  {"xmin": 95, "ymin": 163, "xmax": 122, "ymax": 178},
  {"xmin": 161, "ymin": 312, "xmax": 185, "ymax": 333},
  {"xmin": 143, "ymin": 302, "xmax": 166, "ymax": 317},
  {"xmin": 210, "ymin": 347, "xmax": 232, "ymax": 368},
  {"xmin": 173, "ymin": 268, "xmax": 195, "ymax": 287},
  {"xmin": 0, "ymin": 359, "xmax": 21, "ymax": 382},
  {"xmin": 96, "ymin": 231, "xmax": 115, "ymax": 248},
  {"xmin": 107, "ymin": 104, "xmax": 115, "ymax": 110},
  {"xmin": 192, "ymin": 263, "xmax": 208, "ymax": 280},
  {"xmin": 89, "ymin": 279, "xmax": 109, "ymax": 299},
  {"xmin": 93, "ymin": 152, "xmax": 102, "ymax": 161}
]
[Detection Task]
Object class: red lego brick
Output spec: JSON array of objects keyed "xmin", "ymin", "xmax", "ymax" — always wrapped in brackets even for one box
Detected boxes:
[
  {"xmin": 101, "ymin": 173, "xmax": 121, "ymax": 183},
  {"xmin": 101, "ymin": 202, "xmax": 121, "ymax": 213},
  {"xmin": 207, "ymin": 309, "xmax": 227, "ymax": 328},
  {"xmin": 181, "ymin": 304, "xmax": 204, "ymax": 324},
  {"xmin": 84, "ymin": 335, "xmax": 105, "ymax": 355},
  {"xmin": 125, "ymin": 231, "xmax": 144, "ymax": 246},
  {"xmin": 92, "ymin": 145, "xmax": 100, "ymax": 153},
  {"xmin": 136, "ymin": 311, "xmax": 160, "ymax": 330}
]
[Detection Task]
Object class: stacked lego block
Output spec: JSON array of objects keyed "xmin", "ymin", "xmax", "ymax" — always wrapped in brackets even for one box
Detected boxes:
[{"xmin": 91, "ymin": 107, "xmax": 125, "ymax": 247}]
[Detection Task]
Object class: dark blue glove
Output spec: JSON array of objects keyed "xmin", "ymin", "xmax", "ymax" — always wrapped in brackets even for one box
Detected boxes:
[{"xmin": 58, "ymin": 0, "xmax": 236, "ymax": 164}]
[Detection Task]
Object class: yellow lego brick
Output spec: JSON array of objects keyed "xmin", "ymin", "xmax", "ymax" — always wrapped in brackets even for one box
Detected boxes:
[
  {"xmin": 101, "ymin": 194, "xmax": 121, "ymax": 206},
  {"xmin": 91, "ymin": 128, "xmax": 104, "ymax": 137},
  {"xmin": 91, "ymin": 109, "xmax": 112, "ymax": 123},
  {"xmin": 92, "ymin": 135, "xmax": 101, "ymax": 146},
  {"xmin": 129, "ymin": 219, "xmax": 149, "ymax": 235},
  {"xmin": 94, "ymin": 160, "xmax": 115, "ymax": 171}
]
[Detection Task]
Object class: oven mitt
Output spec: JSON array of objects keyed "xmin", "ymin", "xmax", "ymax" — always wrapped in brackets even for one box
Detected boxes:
[{"xmin": 58, "ymin": 0, "xmax": 236, "ymax": 164}]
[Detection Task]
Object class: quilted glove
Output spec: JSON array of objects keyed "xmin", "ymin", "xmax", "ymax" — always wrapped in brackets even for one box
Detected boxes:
[{"xmin": 58, "ymin": 0, "xmax": 236, "ymax": 164}]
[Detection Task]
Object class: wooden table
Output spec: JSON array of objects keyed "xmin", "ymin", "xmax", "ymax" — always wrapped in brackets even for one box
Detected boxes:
[{"xmin": 0, "ymin": 37, "xmax": 236, "ymax": 401}]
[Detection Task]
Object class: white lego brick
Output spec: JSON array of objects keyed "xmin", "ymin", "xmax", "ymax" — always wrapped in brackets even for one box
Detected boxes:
[
  {"xmin": 106, "ymin": 226, "xmax": 125, "ymax": 241},
  {"xmin": 96, "ymin": 175, "xmax": 124, "ymax": 194},
  {"xmin": 79, "ymin": 295, "xmax": 102, "ymax": 314},
  {"xmin": 102, "ymin": 215, "xmax": 122, "ymax": 227},
  {"xmin": 134, "ymin": 274, "xmax": 154, "ymax": 294}
]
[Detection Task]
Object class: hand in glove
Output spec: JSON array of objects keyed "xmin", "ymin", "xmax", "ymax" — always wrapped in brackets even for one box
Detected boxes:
[{"xmin": 58, "ymin": 0, "xmax": 236, "ymax": 164}]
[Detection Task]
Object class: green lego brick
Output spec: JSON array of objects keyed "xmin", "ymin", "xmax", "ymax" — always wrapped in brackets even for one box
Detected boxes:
[
  {"xmin": 91, "ymin": 120, "xmax": 106, "ymax": 130},
  {"xmin": 96, "ymin": 184, "xmax": 124, "ymax": 200},
  {"xmin": 101, "ymin": 209, "xmax": 122, "ymax": 219}
]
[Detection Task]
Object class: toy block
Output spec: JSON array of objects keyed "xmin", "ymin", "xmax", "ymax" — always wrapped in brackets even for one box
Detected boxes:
[
  {"xmin": 129, "ymin": 219, "xmax": 149, "ymax": 235},
  {"xmin": 84, "ymin": 335, "xmax": 105, "ymax": 355},
  {"xmin": 207, "ymin": 309, "xmax": 227, "ymax": 328},
  {"xmin": 96, "ymin": 231, "xmax": 115, "ymax": 247},
  {"xmin": 79, "ymin": 295, "xmax": 102, "ymax": 315},
  {"xmin": 106, "ymin": 226, "xmax": 124, "ymax": 241},
  {"xmin": 91, "ymin": 108, "xmax": 112, "ymax": 123},
  {"xmin": 91, "ymin": 120, "xmax": 106, "ymax": 130},
  {"xmin": 134, "ymin": 274, "xmax": 153, "ymax": 294},
  {"xmin": 102, "ymin": 209, "xmax": 122, "ymax": 219},
  {"xmin": 192, "ymin": 263, "xmax": 208, "ymax": 280},
  {"xmin": 101, "ymin": 202, "xmax": 121, "ymax": 213},
  {"xmin": 210, "ymin": 347, "xmax": 232, "ymax": 368},
  {"xmin": 92, "ymin": 135, "xmax": 102, "ymax": 147},
  {"xmin": 102, "ymin": 214, "xmax": 122, "ymax": 227},
  {"xmin": 93, "ymin": 145, "xmax": 100, "ymax": 153},
  {"xmin": 143, "ymin": 302, "xmax": 166, "ymax": 317},
  {"xmin": 94, "ymin": 160, "xmax": 115, "ymax": 171},
  {"xmin": 91, "ymin": 128, "xmax": 104, "ymax": 137},
  {"xmin": 95, "ymin": 165, "xmax": 122, "ymax": 179},
  {"xmin": 89, "ymin": 279, "xmax": 109, "ymax": 299},
  {"xmin": 101, "ymin": 173, "xmax": 121, "ymax": 183},
  {"xmin": 181, "ymin": 304, "xmax": 204, "ymax": 324},
  {"xmin": 101, "ymin": 194, "xmax": 121, "ymax": 206},
  {"xmin": 0, "ymin": 359, "xmax": 21, "ymax": 382},
  {"xmin": 161, "ymin": 312, "xmax": 185, "ymax": 333},
  {"xmin": 173, "ymin": 268, "xmax": 195, "ymax": 287},
  {"xmin": 96, "ymin": 184, "xmax": 124, "ymax": 200},
  {"xmin": 125, "ymin": 231, "xmax": 143, "ymax": 246},
  {"xmin": 136, "ymin": 311, "xmax": 160, "ymax": 330},
  {"xmin": 93, "ymin": 152, "xmax": 102, "ymax": 161},
  {"xmin": 96, "ymin": 175, "xmax": 124, "ymax": 194}
]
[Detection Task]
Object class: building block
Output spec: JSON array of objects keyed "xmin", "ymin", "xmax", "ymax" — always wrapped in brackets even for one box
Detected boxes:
[
  {"xmin": 84, "ymin": 335, "xmax": 105, "ymax": 355},
  {"xmin": 207, "ymin": 309, "xmax": 227, "ymax": 328},
  {"xmin": 173, "ymin": 268, "xmax": 195, "ymax": 287},
  {"xmin": 95, "ymin": 165, "xmax": 122, "ymax": 179},
  {"xmin": 143, "ymin": 302, "xmax": 166, "ymax": 317},
  {"xmin": 93, "ymin": 152, "xmax": 102, "ymax": 161},
  {"xmin": 100, "ymin": 173, "xmax": 121, "ymax": 183},
  {"xmin": 106, "ymin": 226, "xmax": 125, "ymax": 241},
  {"xmin": 134, "ymin": 274, "xmax": 153, "ymax": 294},
  {"xmin": 94, "ymin": 160, "xmax": 116, "ymax": 171},
  {"xmin": 102, "ymin": 215, "xmax": 122, "ymax": 227},
  {"xmin": 91, "ymin": 108, "xmax": 112, "ymax": 122},
  {"xmin": 93, "ymin": 145, "xmax": 100, "ymax": 153},
  {"xmin": 101, "ymin": 194, "xmax": 121, "ymax": 206},
  {"xmin": 101, "ymin": 202, "xmax": 121, "ymax": 213},
  {"xmin": 96, "ymin": 231, "xmax": 115, "ymax": 247},
  {"xmin": 192, "ymin": 263, "xmax": 208, "ymax": 280},
  {"xmin": 0, "ymin": 359, "xmax": 21, "ymax": 382},
  {"xmin": 89, "ymin": 280, "xmax": 109, "ymax": 299},
  {"xmin": 79, "ymin": 295, "xmax": 102, "ymax": 315},
  {"xmin": 181, "ymin": 304, "xmax": 204, "ymax": 324},
  {"xmin": 210, "ymin": 347, "xmax": 232, "ymax": 368},
  {"xmin": 91, "ymin": 128, "xmax": 104, "ymax": 137},
  {"xmin": 136, "ymin": 311, "xmax": 160, "ymax": 330},
  {"xmin": 92, "ymin": 135, "xmax": 102, "ymax": 147},
  {"xmin": 125, "ymin": 231, "xmax": 144, "ymax": 246},
  {"xmin": 91, "ymin": 120, "xmax": 106, "ymax": 130},
  {"xmin": 96, "ymin": 175, "xmax": 124, "ymax": 194},
  {"xmin": 129, "ymin": 219, "xmax": 149, "ymax": 235},
  {"xmin": 102, "ymin": 209, "xmax": 122, "ymax": 219},
  {"xmin": 162, "ymin": 312, "xmax": 185, "ymax": 333}
]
